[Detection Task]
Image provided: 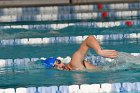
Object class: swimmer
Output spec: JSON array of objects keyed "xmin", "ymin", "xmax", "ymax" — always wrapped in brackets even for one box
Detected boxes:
[{"xmin": 42, "ymin": 35, "xmax": 118, "ymax": 71}]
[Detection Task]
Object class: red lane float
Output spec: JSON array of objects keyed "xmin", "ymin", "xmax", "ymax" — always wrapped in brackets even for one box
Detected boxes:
[
  {"xmin": 125, "ymin": 21, "xmax": 133, "ymax": 27},
  {"xmin": 97, "ymin": 3, "xmax": 103, "ymax": 10},
  {"xmin": 102, "ymin": 12, "xmax": 108, "ymax": 18}
]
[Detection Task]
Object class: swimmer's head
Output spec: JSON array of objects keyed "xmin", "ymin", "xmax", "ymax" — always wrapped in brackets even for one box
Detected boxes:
[{"xmin": 42, "ymin": 57, "xmax": 66, "ymax": 69}]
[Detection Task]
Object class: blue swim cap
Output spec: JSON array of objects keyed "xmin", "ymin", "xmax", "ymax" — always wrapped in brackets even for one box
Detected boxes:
[{"xmin": 42, "ymin": 57, "xmax": 57, "ymax": 68}]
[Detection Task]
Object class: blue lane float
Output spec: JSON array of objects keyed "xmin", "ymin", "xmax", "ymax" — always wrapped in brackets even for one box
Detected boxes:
[{"xmin": 0, "ymin": 82, "xmax": 140, "ymax": 93}]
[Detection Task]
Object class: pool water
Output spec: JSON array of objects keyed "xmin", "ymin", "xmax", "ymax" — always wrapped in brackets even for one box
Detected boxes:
[
  {"xmin": 0, "ymin": 25, "xmax": 140, "ymax": 88},
  {"xmin": 0, "ymin": 55, "xmax": 140, "ymax": 88},
  {"xmin": 0, "ymin": 23, "xmax": 140, "ymax": 39}
]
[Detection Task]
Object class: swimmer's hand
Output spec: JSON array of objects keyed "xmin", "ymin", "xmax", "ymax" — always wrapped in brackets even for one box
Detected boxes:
[
  {"xmin": 62, "ymin": 66, "xmax": 71, "ymax": 71},
  {"xmin": 56, "ymin": 66, "xmax": 70, "ymax": 71},
  {"xmin": 98, "ymin": 50, "xmax": 118, "ymax": 58}
]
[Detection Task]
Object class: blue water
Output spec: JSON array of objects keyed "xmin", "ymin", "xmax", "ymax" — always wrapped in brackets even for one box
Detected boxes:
[
  {"xmin": 0, "ymin": 54, "xmax": 140, "ymax": 88},
  {"xmin": 0, "ymin": 25, "xmax": 140, "ymax": 88},
  {"xmin": 0, "ymin": 25, "xmax": 140, "ymax": 40}
]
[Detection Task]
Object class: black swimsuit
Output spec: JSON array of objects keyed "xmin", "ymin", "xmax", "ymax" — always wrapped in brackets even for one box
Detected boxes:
[{"xmin": 82, "ymin": 60, "xmax": 87, "ymax": 68}]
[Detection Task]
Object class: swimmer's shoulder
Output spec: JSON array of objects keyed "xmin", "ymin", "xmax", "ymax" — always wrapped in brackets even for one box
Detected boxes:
[{"xmin": 66, "ymin": 63, "xmax": 102, "ymax": 72}]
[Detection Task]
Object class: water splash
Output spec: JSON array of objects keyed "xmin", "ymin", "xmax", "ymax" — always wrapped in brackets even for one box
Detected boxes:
[
  {"xmin": 98, "ymin": 52, "xmax": 140, "ymax": 71},
  {"xmin": 116, "ymin": 52, "xmax": 140, "ymax": 64}
]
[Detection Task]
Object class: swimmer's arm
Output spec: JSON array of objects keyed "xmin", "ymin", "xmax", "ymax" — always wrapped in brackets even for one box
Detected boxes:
[
  {"xmin": 69, "ymin": 35, "xmax": 118, "ymax": 70},
  {"xmin": 79, "ymin": 35, "xmax": 118, "ymax": 58}
]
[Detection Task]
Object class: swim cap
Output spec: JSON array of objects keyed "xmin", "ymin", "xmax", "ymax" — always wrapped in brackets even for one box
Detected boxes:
[{"xmin": 42, "ymin": 57, "xmax": 57, "ymax": 68}]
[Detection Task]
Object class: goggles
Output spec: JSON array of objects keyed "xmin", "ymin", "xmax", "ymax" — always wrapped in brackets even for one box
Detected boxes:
[{"xmin": 53, "ymin": 60, "xmax": 61, "ymax": 67}]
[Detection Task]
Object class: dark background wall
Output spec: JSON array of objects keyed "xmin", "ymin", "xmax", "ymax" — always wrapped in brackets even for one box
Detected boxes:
[{"xmin": 0, "ymin": 0, "xmax": 139, "ymax": 7}]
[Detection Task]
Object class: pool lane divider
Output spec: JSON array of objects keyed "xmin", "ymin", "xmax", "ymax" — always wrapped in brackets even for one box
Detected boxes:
[
  {"xmin": 0, "ymin": 82, "xmax": 140, "ymax": 93},
  {"xmin": 0, "ymin": 10, "xmax": 139, "ymax": 22},
  {"xmin": 0, "ymin": 33, "xmax": 140, "ymax": 46},
  {"xmin": 0, "ymin": 19, "xmax": 140, "ymax": 30}
]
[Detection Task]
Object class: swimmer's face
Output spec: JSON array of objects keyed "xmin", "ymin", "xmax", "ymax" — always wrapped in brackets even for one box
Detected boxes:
[
  {"xmin": 53, "ymin": 60, "xmax": 69, "ymax": 70},
  {"xmin": 54, "ymin": 60, "xmax": 65, "ymax": 70}
]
